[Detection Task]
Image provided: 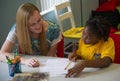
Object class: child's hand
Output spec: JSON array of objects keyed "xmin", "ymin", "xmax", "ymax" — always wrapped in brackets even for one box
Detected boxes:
[
  {"xmin": 24, "ymin": 58, "xmax": 40, "ymax": 67},
  {"xmin": 68, "ymin": 51, "xmax": 77, "ymax": 61},
  {"xmin": 65, "ymin": 61, "xmax": 85, "ymax": 78}
]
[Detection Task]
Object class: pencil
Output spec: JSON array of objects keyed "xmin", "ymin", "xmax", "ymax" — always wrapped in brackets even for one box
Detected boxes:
[
  {"xmin": 64, "ymin": 60, "xmax": 72, "ymax": 70},
  {"xmin": 64, "ymin": 56, "xmax": 77, "ymax": 70}
]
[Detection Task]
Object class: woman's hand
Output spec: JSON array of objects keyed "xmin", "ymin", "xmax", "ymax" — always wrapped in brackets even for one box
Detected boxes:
[
  {"xmin": 65, "ymin": 61, "xmax": 86, "ymax": 78},
  {"xmin": 24, "ymin": 58, "xmax": 40, "ymax": 67}
]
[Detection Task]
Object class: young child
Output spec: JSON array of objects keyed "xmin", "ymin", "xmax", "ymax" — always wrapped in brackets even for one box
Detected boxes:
[{"xmin": 66, "ymin": 16, "xmax": 115, "ymax": 77}]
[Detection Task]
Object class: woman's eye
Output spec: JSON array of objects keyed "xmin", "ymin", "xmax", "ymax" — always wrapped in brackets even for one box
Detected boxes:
[
  {"xmin": 38, "ymin": 18, "xmax": 42, "ymax": 23},
  {"xmin": 30, "ymin": 23, "xmax": 35, "ymax": 27},
  {"xmin": 38, "ymin": 19, "xmax": 40, "ymax": 22}
]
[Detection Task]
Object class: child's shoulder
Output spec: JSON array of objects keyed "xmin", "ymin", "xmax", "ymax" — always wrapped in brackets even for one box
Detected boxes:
[{"xmin": 108, "ymin": 37, "xmax": 114, "ymax": 42}]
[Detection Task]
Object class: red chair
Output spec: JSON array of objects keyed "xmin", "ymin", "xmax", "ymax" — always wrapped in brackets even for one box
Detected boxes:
[
  {"xmin": 56, "ymin": 36, "xmax": 64, "ymax": 57},
  {"xmin": 110, "ymin": 33, "xmax": 120, "ymax": 64},
  {"xmin": 109, "ymin": 28, "xmax": 120, "ymax": 64}
]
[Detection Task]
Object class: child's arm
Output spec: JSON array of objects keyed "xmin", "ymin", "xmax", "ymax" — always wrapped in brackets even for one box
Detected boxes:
[
  {"xmin": 65, "ymin": 56, "xmax": 112, "ymax": 78},
  {"xmin": 81, "ymin": 56, "xmax": 112, "ymax": 68}
]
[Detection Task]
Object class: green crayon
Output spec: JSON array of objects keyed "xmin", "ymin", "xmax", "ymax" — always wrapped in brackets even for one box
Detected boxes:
[
  {"xmin": 14, "ymin": 49, "xmax": 18, "ymax": 58},
  {"xmin": 6, "ymin": 56, "xmax": 12, "ymax": 64}
]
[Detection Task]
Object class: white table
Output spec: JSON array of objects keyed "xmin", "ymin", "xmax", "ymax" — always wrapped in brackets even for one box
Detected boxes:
[{"xmin": 0, "ymin": 55, "xmax": 120, "ymax": 81}]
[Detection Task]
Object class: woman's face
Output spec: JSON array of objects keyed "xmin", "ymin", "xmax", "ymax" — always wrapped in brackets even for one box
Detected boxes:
[
  {"xmin": 28, "ymin": 10, "xmax": 43, "ymax": 34},
  {"xmin": 82, "ymin": 27, "xmax": 100, "ymax": 45}
]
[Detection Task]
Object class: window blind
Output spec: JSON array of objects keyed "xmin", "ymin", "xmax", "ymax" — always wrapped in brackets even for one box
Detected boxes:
[{"xmin": 37, "ymin": 0, "xmax": 69, "ymax": 15}]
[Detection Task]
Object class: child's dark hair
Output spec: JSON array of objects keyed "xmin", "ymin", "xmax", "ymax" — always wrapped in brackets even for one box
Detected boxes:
[{"xmin": 85, "ymin": 16, "xmax": 110, "ymax": 41}]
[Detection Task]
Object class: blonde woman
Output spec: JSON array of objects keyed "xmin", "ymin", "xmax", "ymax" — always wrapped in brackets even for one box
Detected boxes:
[{"xmin": 0, "ymin": 3, "xmax": 62, "ymax": 67}]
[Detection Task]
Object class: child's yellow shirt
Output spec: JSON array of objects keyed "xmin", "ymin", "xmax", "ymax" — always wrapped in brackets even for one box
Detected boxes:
[{"xmin": 76, "ymin": 37, "xmax": 115, "ymax": 61}]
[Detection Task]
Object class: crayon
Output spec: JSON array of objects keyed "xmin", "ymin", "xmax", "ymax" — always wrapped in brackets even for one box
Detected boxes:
[
  {"xmin": 6, "ymin": 56, "xmax": 12, "ymax": 64},
  {"xmin": 14, "ymin": 49, "xmax": 18, "ymax": 58}
]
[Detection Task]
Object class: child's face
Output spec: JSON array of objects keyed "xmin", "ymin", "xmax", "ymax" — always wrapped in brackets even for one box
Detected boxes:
[{"xmin": 82, "ymin": 27, "xmax": 100, "ymax": 45}]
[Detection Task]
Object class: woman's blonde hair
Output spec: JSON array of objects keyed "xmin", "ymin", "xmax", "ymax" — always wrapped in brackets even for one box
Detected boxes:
[{"xmin": 16, "ymin": 3, "xmax": 47, "ymax": 55}]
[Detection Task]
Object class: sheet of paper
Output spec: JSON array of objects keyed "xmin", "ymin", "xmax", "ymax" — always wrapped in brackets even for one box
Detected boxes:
[
  {"xmin": 39, "ymin": 58, "xmax": 75, "ymax": 77},
  {"xmin": 39, "ymin": 58, "xmax": 100, "ymax": 77}
]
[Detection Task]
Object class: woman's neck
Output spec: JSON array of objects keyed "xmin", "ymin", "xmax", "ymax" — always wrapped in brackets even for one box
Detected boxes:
[{"xmin": 31, "ymin": 33, "xmax": 40, "ymax": 39}]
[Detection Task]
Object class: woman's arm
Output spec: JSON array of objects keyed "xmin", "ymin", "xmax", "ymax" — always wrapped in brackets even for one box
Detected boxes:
[
  {"xmin": 0, "ymin": 40, "xmax": 15, "ymax": 62},
  {"xmin": 0, "ymin": 40, "xmax": 39, "ymax": 67},
  {"xmin": 48, "ymin": 44, "xmax": 58, "ymax": 57},
  {"xmin": 45, "ymin": 20, "xmax": 63, "ymax": 57}
]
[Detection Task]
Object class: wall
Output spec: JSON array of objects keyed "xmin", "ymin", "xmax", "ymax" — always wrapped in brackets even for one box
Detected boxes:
[
  {"xmin": 81, "ymin": 0, "xmax": 99, "ymax": 25},
  {"xmin": 70, "ymin": 0, "xmax": 82, "ymax": 27}
]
